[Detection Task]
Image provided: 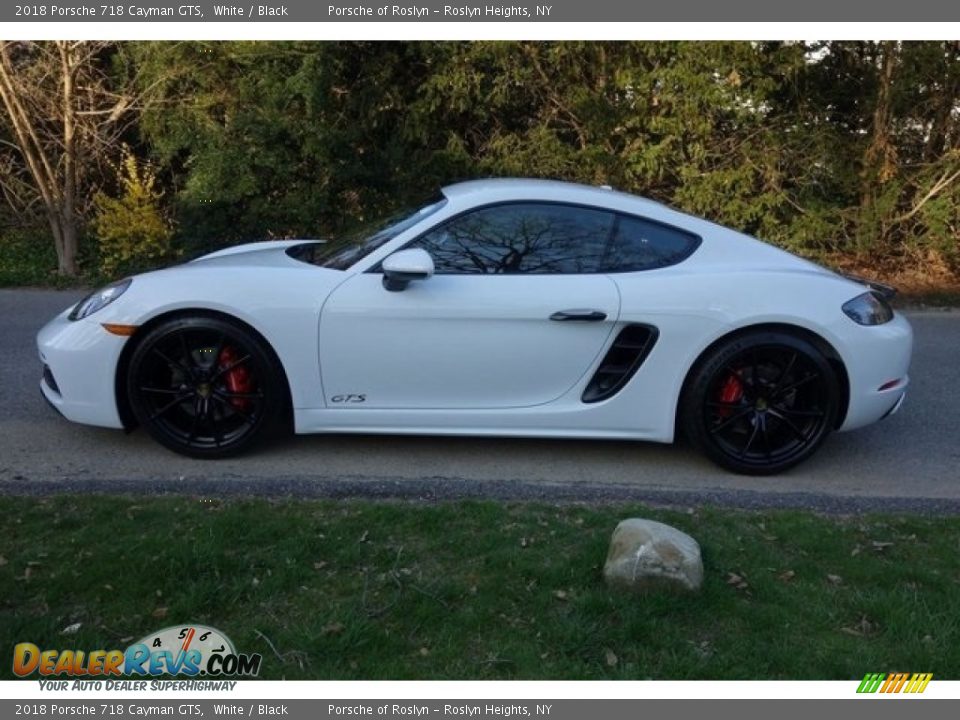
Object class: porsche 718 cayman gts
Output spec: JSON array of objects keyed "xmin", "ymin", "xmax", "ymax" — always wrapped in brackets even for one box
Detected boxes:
[{"xmin": 37, "ymin": 179, "xmax": 913, "ymax": 474}]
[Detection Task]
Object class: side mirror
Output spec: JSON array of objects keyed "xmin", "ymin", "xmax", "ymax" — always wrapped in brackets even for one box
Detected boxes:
[{"xmin": 382, "ymin": 248, "xmax": 434, "ymax": 292}]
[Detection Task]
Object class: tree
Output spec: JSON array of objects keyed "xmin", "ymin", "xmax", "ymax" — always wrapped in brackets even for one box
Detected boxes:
[{"xmin": 0, "ymin": 41, "xmax": 136, "ymax": 275}]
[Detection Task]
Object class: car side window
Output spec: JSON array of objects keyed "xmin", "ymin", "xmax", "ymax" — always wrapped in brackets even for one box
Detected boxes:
[
  {"xmin": 604, "ymin": 215, "xmax": 701, "ymax": 272},
  {"xmin": 409, "ymin": 203, "xmax": 615, "ymax": 274}
]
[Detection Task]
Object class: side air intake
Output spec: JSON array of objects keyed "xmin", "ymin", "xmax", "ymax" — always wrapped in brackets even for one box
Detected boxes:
[{"xmin": 581, "ymin": 324, "xmax": 659, "ymax": 403}]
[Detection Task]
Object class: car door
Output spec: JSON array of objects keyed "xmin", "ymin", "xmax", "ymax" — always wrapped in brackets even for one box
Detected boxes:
[{"xmin": 318, "ymin": 202, "xmax": 621, "ymax": 410}]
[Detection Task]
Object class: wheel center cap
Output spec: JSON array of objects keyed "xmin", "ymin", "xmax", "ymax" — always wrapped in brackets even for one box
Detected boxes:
[
  {"xmin": 197, "ymin": 383, "xmax": 211, "ymax": 398},
  {"xmin": 755, "ymin": 397, "xmax": 768, "ymax": 411}
]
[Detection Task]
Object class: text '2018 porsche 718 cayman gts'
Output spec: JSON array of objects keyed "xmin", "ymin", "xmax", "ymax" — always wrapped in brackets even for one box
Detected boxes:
[{"xmin": 37, "ymin": 179, "xmax": 912, "ymax": 474}]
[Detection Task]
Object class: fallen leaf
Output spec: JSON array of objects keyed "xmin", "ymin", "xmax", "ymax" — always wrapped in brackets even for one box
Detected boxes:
[
  {"xmin": 605, "ymin": 649, "xmax": 618, "ymax": 667},
  {"xmin": 726, "ymin": 572, "xmax": 749, "ymax": 589},
  {"xmin": 151, "ymin": 607, "xmax": 168, "ymax": 619},
  {"xmin": 851, "ymin": 545, "xmax": 862, "ymax": 557},
  {"xmin": 872, "ymin": 541, "xmax": 894, "ymax": 551},
  {"xmin": 60, "ymin": 623, "xmax": 82, "ymax": 635},
  {"xmin": 313, "ymin": 561, "xmax": 327, "ymax": 570},
  {"xmin": 119, "ymin": 636, "xmax": 133, "ymax": 644},
  {"xmin": 826, "ymin": 574, "xmax": 843, "ymax": 585},
  {"xmin": 520, "ymin": 537, "xmax": 529, "ymax": 548},
  {"xmin": 778, "ymin": 570, "xmax": 796, "ymax": 583},
  {"xmin": 419, "ymin": 647, "xmax": 430, "ymax": 657},
  {"xmin": 840, "ymin": 615, "xmax": 874, "ymax": 636},
  {"xmin": 252, "ymin": 577, "xmax": 260, "ymax": 586},
  {"xmin": 553, "ymin": 590, "xmax": 568, "ymax": 601},
  {"xmin": 103, "ymin": 584, "xmax": 114, "ymax": 591},
  {"xmin": 359, "ymin": 530, "xmax": 369, "ymax": 543},
  {"xmin": 321, "ymin": 622, "xmax": 344, "ymax": 636},
  {"xmin": 0, "ymin": 555, "xmax": 7, "ymax": 566}
]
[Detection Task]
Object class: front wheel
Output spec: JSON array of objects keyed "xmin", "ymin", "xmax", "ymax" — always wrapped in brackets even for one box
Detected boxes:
[
  {"xmin": 126, "ymin": 316, "xmax": 285, "ymax": 458},
  {"xmin": 681, "ymin": 332, "xmax": 839, "ymax": 475}
]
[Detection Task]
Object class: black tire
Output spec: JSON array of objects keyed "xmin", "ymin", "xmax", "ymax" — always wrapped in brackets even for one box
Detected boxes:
[
  {"xmin": 126, "ymin": 315, "xmax": 285, "ymax": 459},
  {"xmin": 681, "ymin": 331, "xmax": 839, "ymax": 475}
]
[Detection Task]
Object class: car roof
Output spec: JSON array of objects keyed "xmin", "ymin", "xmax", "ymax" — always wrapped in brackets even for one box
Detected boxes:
[{"xmin": 441, "ymin": 178, "xmax": 672, "ymax": 215}]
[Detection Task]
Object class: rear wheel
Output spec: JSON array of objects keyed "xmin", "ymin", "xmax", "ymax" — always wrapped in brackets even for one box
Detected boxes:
[
  {"xmin": 127, "ymin": 316, "xmax": 285, "ymax": 458},
  {"xmin": 681, "ymin": 332, "xmax": 839, "ymax": 475}
]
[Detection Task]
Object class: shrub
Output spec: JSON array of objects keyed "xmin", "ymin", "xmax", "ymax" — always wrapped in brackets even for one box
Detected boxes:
[{"xmin": 92, "ymin": 148, "xmax": 176, "ymax": 277}]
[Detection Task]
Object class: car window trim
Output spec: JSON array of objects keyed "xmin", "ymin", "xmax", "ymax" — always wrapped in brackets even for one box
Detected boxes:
[{"xmin": 365, "ymin": 199, "xmax": 702, "ymax": 275}]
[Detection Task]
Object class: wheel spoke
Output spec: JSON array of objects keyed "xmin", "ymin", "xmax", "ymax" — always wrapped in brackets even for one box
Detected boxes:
[
  {"xmin": 214, "ymin": 389, "xmax": 263, "ymax": 400},
  {"xmin": 772, "ymin": 352, "xmax": 798, "ymax": 396},
  {"xmin": 209, "ymin": 402, "xmax": 223, "ymax": 448},
  {"xmin": 739, "ymin": 421, "xmax": 761, "ymax": 458},
  {"xmin": 150, "ymin": 393, "xmax": 192, "ymax": 421},
  {"xmin": 212, "ymin": 394, "xmax": 255, "ymax": 422},
  {"xmin": 709, "ymin": 407, "xmax": 754, "ymax": 434},
  {"xmin": 212, "ymin": 354, "xmax": 251, "ymax": 381},
  {"xmin": 178, "ymin": 330, "xmax": 193, "ymax": 369},
  {"xmin": 140, "ymin": 386, "xmax": 181, "ymax": 395},
  {"xmin": 772, "ymin": 372, "xmax": 818, "ymax": 399},
  {"xmin": 772, "ymin": 404, "xmax": 824, "ymax": 418},
  {"xmin": 209, "ymin": 333, "xmax": 226, "ymax": 370},
  {"xmin": 152, "ymin": 347, "xmax": 189, "ymax": 373},
  {"xmin": 769, "ymin": 409, "xmax": 809, "ymax": 443}
]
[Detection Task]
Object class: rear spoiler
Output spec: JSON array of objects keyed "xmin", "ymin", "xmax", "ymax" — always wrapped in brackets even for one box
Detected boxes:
[{"xmin": 839, "ymin": 272, "xmax": 897, "ymax": 301}]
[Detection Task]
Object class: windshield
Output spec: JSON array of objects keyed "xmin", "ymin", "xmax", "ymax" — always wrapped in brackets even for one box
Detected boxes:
[{"xmin": 288, "ymin": 196, "xmax": 447, "ymax": 270}]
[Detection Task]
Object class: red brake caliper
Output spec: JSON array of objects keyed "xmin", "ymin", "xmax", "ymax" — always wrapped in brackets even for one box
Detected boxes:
[
  {"xmin": 716, "ymin": 372, "xmax": 744, "ymax": 417},
  {"xmin": 218, "ymin": 346, "xmax": 253, "ymax": 411}
]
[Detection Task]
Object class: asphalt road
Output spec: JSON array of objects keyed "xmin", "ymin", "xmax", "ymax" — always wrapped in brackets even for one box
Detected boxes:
[{"xmin": 1, "ymin": 289, "xmax": 958, "ymax": 511}]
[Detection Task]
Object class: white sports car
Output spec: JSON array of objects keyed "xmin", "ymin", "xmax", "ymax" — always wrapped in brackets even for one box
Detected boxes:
[{"xmin": 37, "ymin": 179, "xmax": 912, "ymax": 474}]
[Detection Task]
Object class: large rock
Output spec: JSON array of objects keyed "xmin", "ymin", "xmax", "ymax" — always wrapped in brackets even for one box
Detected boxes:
[{"xmin": 603, "ymin": 519, "xmax": 703, "ymax": 593}]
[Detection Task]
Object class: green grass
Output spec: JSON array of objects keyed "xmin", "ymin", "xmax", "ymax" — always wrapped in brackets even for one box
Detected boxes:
[{"xmin": 1, "ymin": 496, "xmax": 958, "ymax": 680}]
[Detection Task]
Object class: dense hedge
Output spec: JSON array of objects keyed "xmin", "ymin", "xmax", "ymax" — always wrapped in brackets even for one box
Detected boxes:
[{"xmin": 2, "ymin": 41, "xmax": 959, "ymax": 283}]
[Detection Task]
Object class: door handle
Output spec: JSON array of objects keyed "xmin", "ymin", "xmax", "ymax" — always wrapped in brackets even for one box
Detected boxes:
[{"xmin": 550, "ymin": 309, "xmax": 608, "ymax": 322}]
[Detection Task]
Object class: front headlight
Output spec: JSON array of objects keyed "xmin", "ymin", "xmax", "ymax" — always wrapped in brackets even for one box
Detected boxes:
[
  {"xmin": 68, "ymin": 279, "xmax": 132, "ymax": 321},
  {"xmin": 842, "ymin": 291, "xmax": 893, "ymax": 326}
]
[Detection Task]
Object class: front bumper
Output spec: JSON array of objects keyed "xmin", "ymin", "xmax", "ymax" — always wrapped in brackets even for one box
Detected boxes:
[
  {"xmin": 37, "ymin": 306, "xmax": 127, "ymax": 429},
  {"xmin": 838, "ymin": 311, "xmax": 913, "ymax": 432}
]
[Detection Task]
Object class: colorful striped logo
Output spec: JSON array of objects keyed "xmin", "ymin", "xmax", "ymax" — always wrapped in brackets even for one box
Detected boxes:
[{"xmin": 857, "ymin": 672, "xmax": 932, "ymax": 694}]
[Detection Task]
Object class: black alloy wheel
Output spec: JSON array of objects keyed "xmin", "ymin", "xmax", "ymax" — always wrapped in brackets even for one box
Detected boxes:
[
  {"xmin": 127, "ymin": 316, "xmax": 285, "ymax": 458},
  {"xmin": 681, "ymin": 332, "xmax": 839, "ymax": 475}
]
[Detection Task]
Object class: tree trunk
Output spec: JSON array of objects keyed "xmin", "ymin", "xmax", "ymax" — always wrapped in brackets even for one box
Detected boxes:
[
  {"xmin": 924, "ymin": 41, "xmax": 960, "ymax": 162},
  {"xmin": 861, "ymin": 41, "xmax": 898, "ymax": 203},
  {"xmin": 59, "ymin": 42, "xmax": 79, "ymax": 276},
  {"xmin": 857, "ymin": 41, "xmax": 899, "ymax": 251}
]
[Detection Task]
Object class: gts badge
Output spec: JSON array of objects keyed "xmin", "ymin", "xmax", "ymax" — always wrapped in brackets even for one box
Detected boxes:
[{"xmin": 331, "ymin": 394, "xmax": 366, "ymax": 404}]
